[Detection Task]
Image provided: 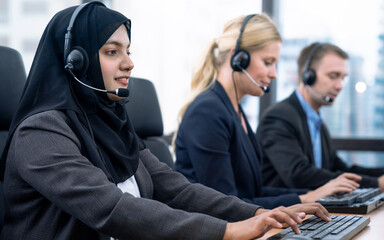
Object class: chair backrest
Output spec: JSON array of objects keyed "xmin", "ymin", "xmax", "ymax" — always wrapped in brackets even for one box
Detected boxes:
[
  {"xmin": 0, "ymin": 46, "xmax": 27, "ymax": 156},
  {"xmin": 0, "ymin": 45, "xmax": 27, "ymax": 231},
  {"xmin": 125, "ymin": 77, "xmax": 174, "ymax": 169},
  {"xmin": 0, "ymin": 181, "xmax": 4, "ymax": 230}
]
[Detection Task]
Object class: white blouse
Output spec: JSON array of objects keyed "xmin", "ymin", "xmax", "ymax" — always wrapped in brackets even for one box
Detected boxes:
[{"xmin": 116, "ymin": 175, "xmax": 141, "ymax": 198}]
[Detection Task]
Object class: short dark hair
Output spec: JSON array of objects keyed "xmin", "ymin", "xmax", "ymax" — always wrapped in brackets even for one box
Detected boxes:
[{"xmin": 297, "ymin": 42, "xmax": 349, "ymax": 82}]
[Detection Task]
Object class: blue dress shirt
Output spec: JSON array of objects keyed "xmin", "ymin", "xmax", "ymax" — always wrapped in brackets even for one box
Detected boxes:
[{"xmin": 295, "ymin": 90, "xmax": 322, "ymax": 168}]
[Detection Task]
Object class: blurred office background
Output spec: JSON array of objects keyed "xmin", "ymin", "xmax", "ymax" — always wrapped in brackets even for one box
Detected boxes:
[{"xmin": 1, "ymin": 0, "xmax": 384, "ymax": 166}]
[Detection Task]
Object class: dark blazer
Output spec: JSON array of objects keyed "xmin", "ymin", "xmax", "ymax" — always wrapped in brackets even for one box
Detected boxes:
[
  {"xmin": 1, "ymin": 110, "xmax": 259, "ymax": 240},
  {"xmin": 257, "ymin": 92, "xmax": 384, "ymax": 189},
  {"xmin": 175, "ymin": 82, "xmax": 305, "ymax": 209}
]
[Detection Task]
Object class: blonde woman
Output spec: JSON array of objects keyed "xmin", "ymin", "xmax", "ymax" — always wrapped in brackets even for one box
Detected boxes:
[{"xmin": 175, "ymin": 14, "xmax": 360, "ymax": 209}]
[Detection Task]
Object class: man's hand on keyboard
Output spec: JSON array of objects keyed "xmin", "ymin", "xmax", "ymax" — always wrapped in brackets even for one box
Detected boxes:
[
  {"xmin": 299, "ymin": 173, "xmax": 361, "ymax": 203},
  {"xmin": 378, "ymin": 175, "xmax": 384, "ymax": 192}
]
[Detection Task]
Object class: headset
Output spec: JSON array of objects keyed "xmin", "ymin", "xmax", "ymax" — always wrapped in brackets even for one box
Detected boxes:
[
  {"xmin": 230, "ymin": 14, "xmax": 269, "ymax": 93},
  {"xmin": 230, "ymin": 14, "xmax": 255, "ymax": 72},
  {"xmin": 302, "ymin": 43, "xmax": 333, "ymax": 103},
  {"xmin": 302, "ymin": 43, "xmax": 323, "ymax": 86},
  {"xmin": 64, "ymin": 1, "xmax": 129, "ymax": 97},
  {"xmin": 63, "ymin": 1, "xmax": 120, "ymax": 184}
]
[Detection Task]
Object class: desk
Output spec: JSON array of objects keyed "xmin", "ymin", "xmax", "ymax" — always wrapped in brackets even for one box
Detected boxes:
[{"xmin": 260, "ymin": 205, "xmax": 384, "ymax": 239}]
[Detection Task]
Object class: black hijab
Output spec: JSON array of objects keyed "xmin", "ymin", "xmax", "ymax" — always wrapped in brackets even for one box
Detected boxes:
[{"xmin": 0, "ymin": 3, "xmax": 142, "ymax": 183}]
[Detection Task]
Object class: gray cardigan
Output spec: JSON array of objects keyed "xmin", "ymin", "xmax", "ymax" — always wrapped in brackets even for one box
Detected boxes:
[{"xmin": 1, "ymin": 110, "xmax": 259, "ymax": 240}]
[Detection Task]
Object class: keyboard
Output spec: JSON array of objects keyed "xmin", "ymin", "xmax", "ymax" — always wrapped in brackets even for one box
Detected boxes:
[
  {"xmin": 267, "ymin": 215, "xmax": 370, "ymax": 240},
  {"xmin": 316, "ymin": 188, "xmax": 384, "ymax": 214}
]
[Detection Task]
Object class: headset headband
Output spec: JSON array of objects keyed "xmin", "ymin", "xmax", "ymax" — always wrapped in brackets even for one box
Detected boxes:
[
  {"xmin": 63, "ymin": 1, "xmax": 106, "ymax": 61},
  {"xmin": 304, "ymin": 43, "xmax": 322, "ymax": 72},
  {"xmin": 234, "ymin": 14, "xmax": 256, "ymax": 54}
]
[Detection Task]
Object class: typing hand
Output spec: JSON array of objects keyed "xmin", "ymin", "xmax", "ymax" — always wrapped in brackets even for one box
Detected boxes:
[
  {"xmin": 285, "ymin": 203, "xmax": 331, "ymax": 222},
  {"xmin": 223, "ymin": 203, "xmax": 330, "ymax": 240},
  {"xmin": 224, "ymin": 207, "xmax": 304, "ymax": 240},
  {"xmin": 300, "ymin": 173, "xmax": 361, "ymax": 202}
]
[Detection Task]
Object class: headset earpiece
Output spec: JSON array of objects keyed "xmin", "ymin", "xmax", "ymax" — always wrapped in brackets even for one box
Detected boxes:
[
  {"xmin": 65, "ymin": 46, "xmax": 89, "ymax": 77},
  {"xmin": 63, "ymin": 1, "xmax": 105, "ymax": 77},
  {"xmin": 63, "ymin": 1, "xmax": 129, "ymax": 99},
  {"xmin": 231, "ymin": 50, "xmax": 250, "ymax": 72},
  {"xmin": 230, "ymin": 14, "xmax": 256, "ymax": 72},
  {"xmin": 302, "ymin": 68, "xmax": 317, "ymax": 86},
  {"xmin": 302, "ymin": 43, "xmax": 322, "ymax": 86}
]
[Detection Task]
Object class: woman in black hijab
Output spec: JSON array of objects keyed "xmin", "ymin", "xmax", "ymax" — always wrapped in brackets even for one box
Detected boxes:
[{"xmin": 0, "ymin": 2, "xmax": 330, "ymax": 239}]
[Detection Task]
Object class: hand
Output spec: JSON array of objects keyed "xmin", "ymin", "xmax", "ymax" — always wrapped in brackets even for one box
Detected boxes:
[
  {"xmin": 285, "ymin": 203, "xmax": 331, "ymax": 222},
  {"xmin": 299, "ymin": 173, "xmax": 361, "ymax": 203},
  {"xmin": 224, "ymin": 207, "xmax": 303, "ymax": 240},
  {"xmin": 223, "ymin": 203, "xmax": 330, "ymax": 240},
  {"xmin": 378, "ymin": 175, "xmax": 384, "ymax": 192}
]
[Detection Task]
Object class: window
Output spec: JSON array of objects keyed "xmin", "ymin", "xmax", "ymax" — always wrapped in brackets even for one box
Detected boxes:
[{"xmin": 0, "ymin": 0, "xmax": 9, "ymax": 23}]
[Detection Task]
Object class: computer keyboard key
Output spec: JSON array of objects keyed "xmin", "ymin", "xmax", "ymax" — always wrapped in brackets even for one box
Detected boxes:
[
  {"xmin": 279, "ymin": 235, "xmax": 312, "ymax": 240},
  {"xmin": 268, "ymin": 215, "xmax": 370, "ymax": 240}
]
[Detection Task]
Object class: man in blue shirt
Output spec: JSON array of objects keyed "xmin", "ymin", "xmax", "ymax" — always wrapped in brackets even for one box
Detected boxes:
[{"xmin": 256, "ymin": 42, "xmax": 384, "ymax": 191}]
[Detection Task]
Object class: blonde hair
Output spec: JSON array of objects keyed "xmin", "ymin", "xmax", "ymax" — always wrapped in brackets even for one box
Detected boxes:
[{"xmin": 173, "ymin": 14, "xmax": 281, "ymax": 146}]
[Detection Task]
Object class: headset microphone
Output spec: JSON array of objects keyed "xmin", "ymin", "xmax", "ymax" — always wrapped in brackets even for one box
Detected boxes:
[
  {"xmin": 325, "ymin": 96, "xmax": 333, "ymax": 103},
  {"xmin": 238, "ymin": 65, "xmax": 269, "ymax": 93},
  {"xmin": 306, "ymin": 86, "xmax": 333, "ymax": 103},
  {"xmin": 65, "ymin": 65, "xmax": 129, "ymax": 97}
]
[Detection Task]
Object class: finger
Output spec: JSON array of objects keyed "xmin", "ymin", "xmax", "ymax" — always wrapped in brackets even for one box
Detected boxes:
[
  {"xmin": 275, "ymin": 207, "xmax": 305, "ymax": 224},
  {"xmin": 263, "ymin": 217, "xmax": 283, "ymax": 229},
  {"xmin": 252, "ymin": 216, "xmax": 283, "ymax": 238},
  {"xmin": 308, "ymin": 203, "xmax": 332, "ymax": 221},
  {"xmin": 267, "ymin": 207, "xmax": 300, "ymax": 227},
  {"xmin": 291, "ymin": 224, "xmax": 301, "ymax": 234},
  {"xmin": 290, "ymin": 203, "xmax": 331, "ymax": 221},
  {"xmin": 332, "ymin": 179, "xmax": 359, "ymax": 190},
  {"xmin": 297, "ymin": 212, "xmax": 306, "ymax": 219},
  {"xmin": 267, "ymin": 208, "xmax": 301, "ymax": 232},
  {"xmin": 281, "ymin": 223, "xmax": 289, "ymax": 228},
  {"xmin": 331, "ymin": 186, "xmax": 354, "ymax": 194},
  {"xmin": 341, "ymin": 173, "xmax": 362, "ymax": 181},
  {"xmin": 253, "ymin": 218, "xmax": 283, "ymax": 239},
  {"xmin": 343, "ymin": 179, "xmax": 360, "ymax": 188},
  {"xmin": 335, "ymin": 180, "xmax": 359, "ymax": 190}
]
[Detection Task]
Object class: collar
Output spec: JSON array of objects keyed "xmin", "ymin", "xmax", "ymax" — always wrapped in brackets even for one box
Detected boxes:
[{"xmin": 295, "ymin": 90, "xmax": 322, "ymax": 127}]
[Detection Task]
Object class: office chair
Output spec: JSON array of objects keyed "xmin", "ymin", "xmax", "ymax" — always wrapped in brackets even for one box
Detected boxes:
[
  {"xmin": 0, "ymin": 45, "xmax": 27, "ymax": 231},
  {"xmin": 125, "ymin": 77, "xmax": 175, "ymax": 169},
  {"xmin": 0, "ymin": 46, "xmax": 26, "ymax": 156}
]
